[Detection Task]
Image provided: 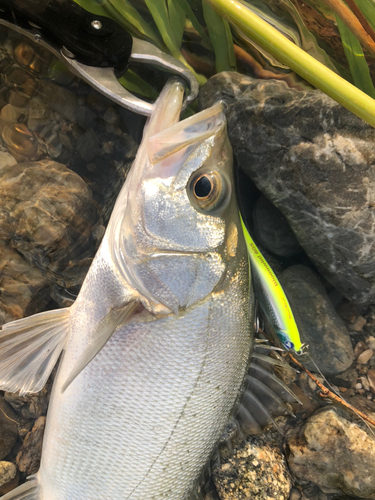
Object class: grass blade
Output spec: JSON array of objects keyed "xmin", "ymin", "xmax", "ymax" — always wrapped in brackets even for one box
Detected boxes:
[
  {"xmin": 352, "ymin": 0, "xmax": 375, "ymax": 32},
  {"xmin": 167, "ymin": 0, "xmax": 186, "ymax": 50},
  {"xmin": 336, "ymin": 15, "xmax": 375, "ymax": 98},
  {"xmin": 203, "ymin": 0, "xmax": 375, "ymax": 127},
  {"xmin": 174, "ymin": 0, "xmax": 212, "ymax": 46},
  {"xmin": 106, "ymin": 0, "xmax": 164, "ymax": 47},
  {"xmin": 202, "ymin": 2, "xmax": 236, "ymax": 72},
  {"xmin": 145, "ymin": 0, "xmax": 181, "ymax": 57}
]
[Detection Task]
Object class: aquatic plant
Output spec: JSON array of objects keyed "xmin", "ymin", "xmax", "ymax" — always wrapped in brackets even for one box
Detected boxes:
[{"xmin": 75, "ymin": 0, "xmax": 375, "ymax": 125}]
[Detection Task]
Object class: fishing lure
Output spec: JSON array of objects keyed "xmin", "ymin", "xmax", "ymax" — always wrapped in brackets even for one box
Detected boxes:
[{"xmin": 240, "ymin": 215, "xmax": 303, "ymax": 353}]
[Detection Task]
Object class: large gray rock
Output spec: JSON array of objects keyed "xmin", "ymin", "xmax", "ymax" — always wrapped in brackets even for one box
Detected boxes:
[
  {"xmin": 286, "ymin": 407, "xmax": 375, "ymax": 498},
  {"xmin": 200, "ymin": 73, "xmax": 375, "ymax": 307},
  {"xmin": 279, "ymin": 265, "xmax": 354, "ymax": 375},
  {"xmin": 252, "ymin": 194, "xmax": 302, "ymax": 257}
]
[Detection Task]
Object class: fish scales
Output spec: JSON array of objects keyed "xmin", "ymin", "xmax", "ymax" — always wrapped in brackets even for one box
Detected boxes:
[
  {"xmin": 41, "ymin": 262, "xmax": 251, "ymax": 499},
  {"xmin": 0, "ymin": 79, "xmax": 254, "ymax": 500}
]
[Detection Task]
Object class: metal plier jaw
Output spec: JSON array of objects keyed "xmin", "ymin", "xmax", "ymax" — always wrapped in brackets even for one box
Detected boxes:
[{"xmin": 0, "ymin": 0, "xmax": 199, "ymax": 116}]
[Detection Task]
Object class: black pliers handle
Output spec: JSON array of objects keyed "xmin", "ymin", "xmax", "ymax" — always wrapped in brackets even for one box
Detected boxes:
[{"xmin": 0, "ymin": 0, "xmax": 199, "ymax": 115}]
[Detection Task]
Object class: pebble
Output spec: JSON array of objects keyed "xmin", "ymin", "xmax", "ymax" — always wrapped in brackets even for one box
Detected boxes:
[
  {"xmin": 354, "ymin": 341, "xmax": 367, "ymax": 359},
  {"xmin": 360, "ymin": 376, "xmax": 370, "ymax": 392},
  {"xmin": 367, "ymin": 336, "xmax": 375, "ymax": 350},
  {"xmin": 357, "ymin": 349, "xmax": 373, "ymax": 364},
  {"xmin": 0, "ymin": 462, "xmax": 16, "ymax": 487},
  {"xmin": 367, "ymin": 369, "xmax": 375, "ymax": 393},
  {"xmin": 348, "ymin": 315, "xmax": 366, "ymax": 331},
  {"xmin": 355, "ymin": 382, "xmax": 362, "ymax": 390}
]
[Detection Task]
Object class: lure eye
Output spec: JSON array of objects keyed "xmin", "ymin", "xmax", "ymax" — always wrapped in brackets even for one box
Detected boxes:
[{"xmin": 189, "ymin": 170, "xmax": 229, "ymax": 212}]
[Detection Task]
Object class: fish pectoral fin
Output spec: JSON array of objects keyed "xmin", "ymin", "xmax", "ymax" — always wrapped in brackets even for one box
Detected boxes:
[
  {"xmin": 62, "ymin": 301, "xmax": 139, "ymax": 393},
  {"xmin": 0, "ymin": 308, "xmax": 70, "ymax": 395}
]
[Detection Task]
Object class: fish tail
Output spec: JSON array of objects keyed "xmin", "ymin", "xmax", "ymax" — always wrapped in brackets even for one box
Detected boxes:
[{"xmin": 1, "ymin": 476, "xmax": 39, "ymax": 500}]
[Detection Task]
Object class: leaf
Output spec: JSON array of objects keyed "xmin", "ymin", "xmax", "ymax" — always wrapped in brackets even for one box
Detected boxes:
[
  {"xmin": 173, "ymin": 0, "xmax": 212, "ymax": 46},
  {"xmin": 336, "ymin": 15, "xmax": 375, "ymax": 98},
  {"xmin": 202, "ymin": 2, "xmax": 236, "ymax": 72},
  {"xmin": 167, "ymin": 0, "xmax": 186, "ymax": 50},
  {"xmin": 74, "ymin": 0, "xmax": 109, "ymax": 16},
  {"xmin": 106, "ymin": 0, "xmax": 164, "ymax": 47},
  {"xmin": 144, "ymin": 0, "xmax": 181, "ymax": 57},
  {"xmin": 352, "ymin": 0, "xmax": 375, "ymax": 31}
]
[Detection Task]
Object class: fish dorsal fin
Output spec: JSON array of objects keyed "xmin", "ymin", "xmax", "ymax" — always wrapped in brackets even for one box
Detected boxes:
[
  {"xmin": 0, "ymin": 307, "xmax": 70, "ymax": 395},
  {"xmin": 147, "ymin": 102, "xmax": 225, "ymax": 165}
]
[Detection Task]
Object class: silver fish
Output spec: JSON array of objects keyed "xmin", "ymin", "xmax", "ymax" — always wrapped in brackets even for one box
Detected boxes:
[{"xmin": 0, "ymin": 79, "xmax": 253, "ymax": 500}]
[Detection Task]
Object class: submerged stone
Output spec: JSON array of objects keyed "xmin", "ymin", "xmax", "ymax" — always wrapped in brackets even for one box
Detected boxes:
[
  {"xmin": 200, "ymin": 73, "xmax": 375, "ymax": 307},
  {"xmin": 280, "ymin": 265, "xmax": 354, "ymax": 375}
]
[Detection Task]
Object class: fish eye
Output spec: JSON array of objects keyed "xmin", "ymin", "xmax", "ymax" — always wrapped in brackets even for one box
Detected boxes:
[
  {"xmin": 193, "ymin": 175, "xmax": 213, "ymax": 199},
  {"xmin": 189, "ymin": 170, "xmax": 229, "ymax": 212}
]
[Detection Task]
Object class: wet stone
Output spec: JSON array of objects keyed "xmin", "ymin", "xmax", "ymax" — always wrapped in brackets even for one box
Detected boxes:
[
  {"xmin": 354, "ymin": 341, "xmax": 367, "ymax": 359},
  {"xmin": 357, "ymin": 349, "xmax": 373, "ymax": 364},
  {"xmin": 4, "ymin": 382, "xmax": 51, "ymax": 419},
  {"xmin": 279, "ymin": 265, "xmax": 354, "ymax": 375},
  {"xmin": 0, "ymin": 461, "xmax": 16, "ymax": 487},
  {"xmin": 0, "ymin": 396, "xmax": 18, "ymax": 460},
  {"xmin": 252, "ymin": 194, "xmax": 302, "ymax": 257},
  {"xmin": 213, "ymin": 436, "xmax": 292, "ymax": 499},
  {"xmin": 286, "ymin": 407, "xmax": 375, "ymax": 497},
  {"xmin": 330, "ymin": 367, "xmax": 358, "ymax": 389},
  {"xmin": 200, "ymin": 73, "xmax": 375, "ymax": 307},
  {"xmin": 16, "ymin": 416, "xmax": 45, "ymax": 476}
]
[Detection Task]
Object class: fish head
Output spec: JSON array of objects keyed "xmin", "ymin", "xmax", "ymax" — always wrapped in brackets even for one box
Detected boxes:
[{"xmin": 110, "ymin": 80, "xmax": 246, "ymax": 315}]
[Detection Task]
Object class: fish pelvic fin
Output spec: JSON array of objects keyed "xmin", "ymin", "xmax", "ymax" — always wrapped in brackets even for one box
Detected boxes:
[
  {"xmin": 1, "ymin": 475, "xmax": 39, "ymax": 499},
  {"xmin": 0, "ymin": 308, "xmax": 70, "ymax": 395}
]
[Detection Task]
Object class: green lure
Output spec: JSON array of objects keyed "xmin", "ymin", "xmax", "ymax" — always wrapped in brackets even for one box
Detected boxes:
[{"xmin": 240, "ymin": 215, "xmax": 302, "ymax": 353}]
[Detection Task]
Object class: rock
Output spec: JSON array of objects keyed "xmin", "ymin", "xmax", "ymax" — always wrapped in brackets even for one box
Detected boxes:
[
  {"xmin": 251, "ymin": 194, "xmax": 302, "ymax": 257},
  {"xmin": 286, "ymin": 407, "xmax": 375, "ymax": 497},
  {"xmin": 279, "ymin": 265, "xmax": 354, "ymax": 375},
  {"xmin": 199, "ymin": 73, "xmax": 375, "ymax": 307},
  {"xmin": 0, "ymin": 151, "xmax": 16, "ymax": 167},
  {"xmin": 0, "ymin": 396, "xmax": 18, "ymax": 460},
  {"xmin": 16, "ymin": 416, "xmax": 45, "ymax": 476},
  {"xmin": 357, "ymin": 349, "xmax": 373, "ymax": 364},
  {"xmin": 76, "ymin": 128, "xmax": 101, "ymax": 162},
  {"xmin": 4, "ymin": 381, "xmax": 51, "ymax": 419},
  {"xmin": 354, "ymin": 341, "xmax": 367, "ymax": 359},
  {"xmin": 0, "ymin": 462, "xmax": 16, "ymax": 487},
  {"xmin": 0, "ymin": 159, "xmax": 99, "ymax": 321},
  {"xmin": 368, "ymin": 336, "xmax": 375, "ymax": 350},
  {"xmin": 361, "ymin": 376, "xmax": 371, "ymax": 392},
  {"xmin": 336, "ymin": 300, "xmax": 359, "ymax": 324},
  {"xmin": 367, "ymin": 368, "xmax": 375, "ymax": 393},
  {"xmin": 349, "ymin": 315, "xmax": 366, "ymax": 331},
  {"xmin": 213, "ymin": 436, "xmax": 292, "ymax": 499},
  {"xmin": 330, "ymin": 367, "xmax": 358, "ymax": 388}
]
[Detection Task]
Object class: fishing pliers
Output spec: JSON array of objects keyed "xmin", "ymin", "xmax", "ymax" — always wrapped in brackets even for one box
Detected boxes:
[{"xmin": 0, "ymin": 0, "xmax": 199, "ymax": 115}]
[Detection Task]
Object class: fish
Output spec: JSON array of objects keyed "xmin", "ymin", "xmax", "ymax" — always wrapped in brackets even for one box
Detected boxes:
[{"xmin": 0, "ymin": 78, "xmax": 255, "ymax": 500}]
